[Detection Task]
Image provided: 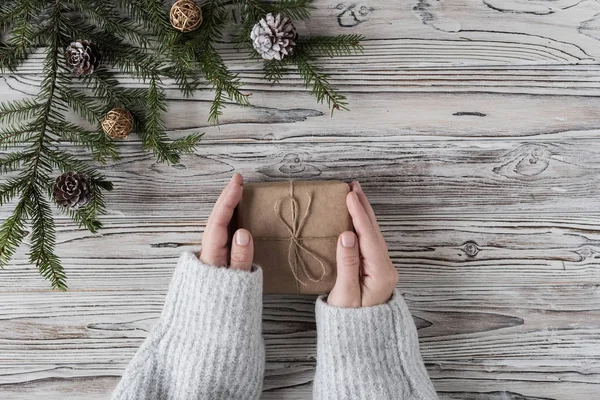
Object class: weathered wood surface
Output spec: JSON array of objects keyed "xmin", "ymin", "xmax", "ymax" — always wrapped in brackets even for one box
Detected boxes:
[
  {"xmin": 2, "ymin": 0, "xmax": 600, "ymax": 399},
  {"xmin": 3, "ymin": 217, "xmax": 600, "ymax": 399},
  {"xmin": 3, "ymin": 140, "xmax": 600, "ymax": 218}
]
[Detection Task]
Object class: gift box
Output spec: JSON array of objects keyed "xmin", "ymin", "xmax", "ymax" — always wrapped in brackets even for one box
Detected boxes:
[{"xmin": 235, "ymin": 180, "xmax": 353, "ymax": 294}]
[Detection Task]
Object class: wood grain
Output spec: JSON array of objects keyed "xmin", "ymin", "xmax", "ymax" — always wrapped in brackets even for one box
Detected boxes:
[
  {"xmin": 2, "ymin": 217, "xmax": 600, "ymax": 398},
  {"xmin": 4, "ymin": 64, "xmax": 600, "ymax": 141},
  {"xmin": 2, "ymin": 0, "xmax": 600, "ymax": 398},
  {"xmin": 4, "ymin": 139, "xmax": 600, "ymax": 218}
]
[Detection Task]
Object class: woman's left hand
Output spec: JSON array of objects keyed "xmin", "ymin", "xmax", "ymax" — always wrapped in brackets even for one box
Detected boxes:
[{"xmin": 199, "ymin": 173, "xmax": 254, "ymax": 271}]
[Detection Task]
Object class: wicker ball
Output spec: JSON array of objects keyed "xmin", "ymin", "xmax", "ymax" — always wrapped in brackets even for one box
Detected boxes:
[
  {"xmin": 170, "ymin": 0, "xmax": 203, "ymax": 32},
  {"xmin": 101, "ymin": 108, "xmax": 133, "ymax": 139}
]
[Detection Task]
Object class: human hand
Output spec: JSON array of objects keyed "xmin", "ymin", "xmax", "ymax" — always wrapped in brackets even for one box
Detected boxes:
[
  {"xmin": 199, "ymin": 173, "xmax": 254, "ymax": 271},
  {"xmin": 327, "ymin": 181, "xmax": 399, "ymax": 308}
]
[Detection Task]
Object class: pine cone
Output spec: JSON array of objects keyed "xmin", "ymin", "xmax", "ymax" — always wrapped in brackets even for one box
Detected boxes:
[
  {"xmin": 53, "ymin": 172, "xmax": 93, "ymax": 210},
  {"xmin": 65, "ymin": 39, "xmax": 100, "ymax": 76},
  {"xmin": 251, "ymin": 13, "xmax": 297, "ymax": 60}
]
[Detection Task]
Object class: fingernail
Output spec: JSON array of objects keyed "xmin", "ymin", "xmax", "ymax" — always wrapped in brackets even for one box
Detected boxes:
[
  {"xmin": 236, "ymin": 229, "xmax": 250, "ymax": 246},
  {"xmin": 355, "ymin": 181, "xmax": 362, "ymax": 191},
  {"xmin": 341, "ymin": 232, "xmax": 356, "ymax": 248}
]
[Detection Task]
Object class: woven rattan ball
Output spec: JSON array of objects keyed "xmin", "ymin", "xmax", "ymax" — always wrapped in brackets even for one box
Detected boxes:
[
  {"xmin": 170, "ymin": 0, "xmax": 203, "ymax": 32},
  {"xmin": 102, "ymin": 108, "xmax": 133, "ymax": 139}
]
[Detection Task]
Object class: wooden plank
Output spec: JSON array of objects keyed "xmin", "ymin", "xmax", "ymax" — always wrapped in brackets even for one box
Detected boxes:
[
  {"xmin": 5, "ymin": 215, "xmax": 600, "ymax": 289},
  {"xmin": 6, "ymin": 0, "xmax": 600, "ymax": 66},
  {"xmin": 0, "ymin": 288, "xmax": 597, "ymax": 398},
  {"xmin": 3, "ymin": 65, "xmax": 600, "ymax": 141},
  {"xmin": 0, "ymin": 289, "xmax": 597, "ymax": 399},
  {"xmin": 2, "ymin": 217, "xmax": 600, "ymax": 398},
  {"xmin": 4, "ymin": 139, "xmax": 600, "ymax": 218}
]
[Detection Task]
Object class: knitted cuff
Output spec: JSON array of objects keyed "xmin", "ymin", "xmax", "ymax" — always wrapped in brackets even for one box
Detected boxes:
[
  {"xmin": 314, "ymin": 290, "xmax": 437, "ymax": 400},
  {"xmin": 112, "ymin": 252, "xmax": 266, "ymax": 400},
  {"xmin": 155, "ymin": 251, "xmax": 265, "ymax": 399},
  {"xmin": 315, "ymin": 290, "xmax": 415, "ymax": 358},
  {"xmin": 161, "ymin": 251, "xmax": 263, "ymax": 329}
]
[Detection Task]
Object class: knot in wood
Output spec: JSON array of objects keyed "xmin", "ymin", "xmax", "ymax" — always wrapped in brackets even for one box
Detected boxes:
[
  {"xmin": 494, "ymin": 144, "xmax": 551, "ymax": 179},
  {"xmin": 261, "ymin": 153, "xmax": 321, "ymax": 178},
  {"xmin": 280, "ymin": 153, "xmax": 306, "ymax": 174},
  {"xmin": 462, "ymin": 241, "xmax": 479, "ymax": 257}
]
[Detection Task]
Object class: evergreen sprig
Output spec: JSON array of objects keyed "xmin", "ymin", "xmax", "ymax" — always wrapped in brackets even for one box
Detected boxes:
[
  {"xmin": 259, "ymin": 35, "xmax": 364, "ymax": 113},
  {"xmin": 235, "ymin": 1, "xmax": 364, "ymax": 113},
  {"xmin": 1, "ymin": 0, "xmax": 363, "ymax": 290},
  {"xmin": 192, "ymin": 0, "xmax": 250, "ymax": 123},
  {"xmin": 0, "ymin": 0, "xmax": 203, "ymax": 289}
]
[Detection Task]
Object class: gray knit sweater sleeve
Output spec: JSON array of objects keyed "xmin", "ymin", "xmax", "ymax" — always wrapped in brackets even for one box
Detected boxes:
[
  {"xmin": 313, "ymin": 290, "xmax": 438, "ymax": 400},
  {"xmin": 111, "ymin": 251, "xmax": 265, "ymax": 400}
]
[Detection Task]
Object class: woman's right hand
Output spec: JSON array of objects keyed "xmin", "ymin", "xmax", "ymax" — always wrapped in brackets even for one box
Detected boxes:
[{"xmin": 327, "ymin": 181, "xmax": 399, "ymax": 308}]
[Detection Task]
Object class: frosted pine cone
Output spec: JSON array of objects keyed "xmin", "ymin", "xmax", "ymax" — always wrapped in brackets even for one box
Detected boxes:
[
  {"xmin": 251, "ymin": 13, "xmax": 297, "ymax": 60},
  {"xmin": 53, "ymin": 172, "xmax": 93, "ymax": 210},
  {"xmin": 65, "ymin": 39, "xmax": 100, "ymax": 76}
]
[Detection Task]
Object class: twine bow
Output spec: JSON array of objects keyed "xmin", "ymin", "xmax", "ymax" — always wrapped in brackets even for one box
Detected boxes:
[{"xmin": 272, "ymin": 181, "xmax": 330, "ymax": 287}]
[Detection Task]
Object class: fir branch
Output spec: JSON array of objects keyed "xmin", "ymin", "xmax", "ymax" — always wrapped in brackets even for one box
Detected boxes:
[
  {"xmin": 0, "ymin": 0, "xmax": 42, "ymax": 71},
  {"xmin": 232, "ymin": 0, "xmax": 263, "ymax": 45},
  {"xmin": 0, "ymin": 0, "xmax": 62, "ymax": 284},
  {"xmin": 45, "ymin": 147, "xmax": 99, "ymax": 177},
  {"xmin": 29, "ymin": 187, "xmax": 66, "ymax": 290},
  {"xmin": 195, "ymin": 1, "xmax": 250, "ymax": 123},
  {"xmin": 196, "ymin": 0, "xmax": 229, "ymax": 42},
  {"xmin": 200, "ymin": 45, "xmax": 250, "ymax": 124},
  {"xmin": 137, "ymin": 0, "xmax": 175, "ymax": 41},
  {"xmin": 0, "ymin": 98, "xmax": 44, "ymax": 124},
  {"xmin": 263, "ymin": 58, "xmax": 289, "ymax": 84},
  {"xmin": 48, "ymin": 121, "xmax": 118, "ymax": 163},
  {"xmin": 169, "ymin": 132, "xmax": 204, "ymax": 155},
  {"xmin": 233, "ymin": 0, "xmax": 266, "ymax": 23},
  {"xmin": 291, "ymin": 50, "xmax": 348, "ymax": 114},
  {"xmin": 0, "ymin": 151, "xmax": 31, "ymax": 174},
  {"xmin": 0, "ymin": 122, "xmax": 37, "ymax": 149},
  {"xmin": 0, "ymin": 1, "xmax": 22, "ymax": 29},
  {"xmin": 0, "ymin": 197, "xmax": 29, "ymax": 268},
  {"xmin": 114, "ymin": 0, "xmax": 199, "ymax": 96},
  {"xmin": 0, "ymin": 175, "xmax": 28, "ymax": 205},
  {"xmin": 297, "ymin": 34, "xmax": 364, "ymax": 57},
  {"xmin": 269, "ymin": 0, "xmax": 314, "ymax": 20},
  {"xmin": 82, "ymin": 69, "xmax": 146, "ymax": 109},
  {"xmin": 29, "ymin": 2, "xmax": 62, "ymax": 183},
  {"xmin": 55, "ymin": 87, "xmax": 103, "ymax": 125},
  {"xmin": 137, "ymin": 74, "xmax": 178, "ymax": 163},
  {"xmin": 73, "ymin": 0, "xmax": 152, "ymax": 49}
]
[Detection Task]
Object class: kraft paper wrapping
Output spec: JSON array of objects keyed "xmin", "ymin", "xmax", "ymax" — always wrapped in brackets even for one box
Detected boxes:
[{"xmin": 235, "ymin": 180, "xmax": 353, "ymax": 294}]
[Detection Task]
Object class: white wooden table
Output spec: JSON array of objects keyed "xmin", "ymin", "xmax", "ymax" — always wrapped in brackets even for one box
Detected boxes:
[{"xmin": 2, "ymin": 1, "xmax": 600, "ymax": 398}]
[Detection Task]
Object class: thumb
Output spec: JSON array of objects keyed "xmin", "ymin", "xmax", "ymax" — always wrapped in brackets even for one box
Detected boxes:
[
  {"xmin": 328, "ymin": 231, "xmax": 361, "ymax": 308},
  {"xmin": 229, "ymin": 229, "xmax": 254, "ymax": 271}
]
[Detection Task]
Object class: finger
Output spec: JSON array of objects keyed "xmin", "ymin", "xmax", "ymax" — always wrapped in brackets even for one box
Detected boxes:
[
  {"xmin": 200, "ymin": 174, "xmax": 243, "ymax": 266},
  {"xmin": 328, "ymin": 231, "xmax": 361, "ymax": 308},
  {"xmin": 206, "ymin": 173, "xmax": 243, "ymax": 232},
  {"xmin": 229, "ymin": 229, "xmax": 254, "ymax": 271},
  {"xmin": 350, "ymin": 181, "xmax": 381, "ymax": 234},
  {"xmin": 346, "ymin": 191, "xmax": 383, "ymax": 260},
  {"xmin": 350, "ymin": 181, "xmax": 387, "ymax": 249}
]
